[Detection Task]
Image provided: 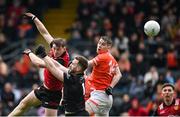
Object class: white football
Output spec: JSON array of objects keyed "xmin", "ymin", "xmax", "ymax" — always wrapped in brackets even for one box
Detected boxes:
[{"xmin": 144, "ymin": 20, "xmax": 160, "ymax": 37}]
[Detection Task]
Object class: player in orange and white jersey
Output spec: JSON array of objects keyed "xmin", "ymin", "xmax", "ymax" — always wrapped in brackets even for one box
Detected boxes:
[{"xmin": 85, "ymin": 36, "xmax": 122, "ymax": 116}]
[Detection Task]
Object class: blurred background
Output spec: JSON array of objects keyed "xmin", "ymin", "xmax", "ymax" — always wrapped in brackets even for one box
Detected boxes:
[{"xmin": 0, "ymin": 0, "xmax": 180, "ymax": 116}]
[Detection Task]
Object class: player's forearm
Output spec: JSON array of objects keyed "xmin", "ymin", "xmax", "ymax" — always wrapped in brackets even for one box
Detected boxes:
[
  {"xmin": 51, "ymin": 58, "xmax": 68, "ymax": 73},
  {"xmin": 110, "ymin": 74, "xmax": 121, "ymax": 88},
  {"xmin": 33, "ymin": 18, "xmax": 53, "ymax": 44},
  {"xmin": 29, "ymin": 53, "xmax": 46, "ymax": 67},
  {"xmin": 110, "ymin": 68, "xmax": 122, "ymax": 88},
  {"xmin": 43, "ymin": 56, "xmax": 64, "ymax": 81}
]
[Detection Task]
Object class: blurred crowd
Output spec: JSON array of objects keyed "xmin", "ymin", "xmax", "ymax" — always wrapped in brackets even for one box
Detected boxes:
[
  {"xmin": 0, "ymin": 0, "xmax": 180, "ymax": 116},
  {"xmin": 0, "ymin": 0, "xmax": 58, "ymax": 115}
]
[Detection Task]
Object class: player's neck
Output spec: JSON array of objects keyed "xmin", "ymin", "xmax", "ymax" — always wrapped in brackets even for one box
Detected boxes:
[
  {"xmin": 164, "ymin": 99, "xmax": 174, "ymax": 106},
  {"xmin": 98, "ymin": 50, "xmax": 109, "ymax": 54},
  {"xmin": 71, "ymin": 71, "xmax": 84, "ymax": 76}
]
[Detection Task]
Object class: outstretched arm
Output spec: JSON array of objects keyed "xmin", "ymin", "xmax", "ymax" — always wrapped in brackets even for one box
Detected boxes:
[
  {"xmin": 24, "ymin": 13, "xmax": 54, "ymax": 44},
  {"xmin": 105, "ymin": 66, "xmax": 122, "ymax": 95},
  {"xmin": 23, "ymin": 49, "xmax": 46, "ymax": 67},
  {"xmin": 29, "ymin": 53, "xmax": 46, "ymax": 68},
  {"xmin": 43, "ymin": 56, "xmax": 68, "ymax": 82},
  {"xmin": 23, "ymin": 49, "xmax": 68, "ymax": 70},
  {"xmin": 50, "ymin": 58, "xmax": 69, "ymax": 73}
]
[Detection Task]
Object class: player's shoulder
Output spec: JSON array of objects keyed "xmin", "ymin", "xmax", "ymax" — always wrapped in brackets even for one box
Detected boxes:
[{"xmin": 106, "ymin": 52, "xmax": 118, "ymax": 62}]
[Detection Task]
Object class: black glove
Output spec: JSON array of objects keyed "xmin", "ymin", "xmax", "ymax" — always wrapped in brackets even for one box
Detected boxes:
[
  {"xmin": 35, "ymin": 45, "xmax": 47, "ymax": 58},
  {"xmin": 22, "ymin": 49, "xmax": 32, "ymax": 55},
  {"xmin": 105, "ymin": 86, "xmax": 113, "ymax": 95}
]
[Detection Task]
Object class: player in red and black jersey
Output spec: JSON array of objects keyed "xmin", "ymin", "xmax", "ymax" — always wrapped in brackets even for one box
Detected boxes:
[
  {"xmin": 153, "ymin": 83, "xmax": 180, "ymax": 116},
  {"xmin": 35, "ymin": 45, "xmax": 89, "ymax": 116},
  {"xmin": 8, "ymin": 13, "xmax": 69, "ymax": 116}
]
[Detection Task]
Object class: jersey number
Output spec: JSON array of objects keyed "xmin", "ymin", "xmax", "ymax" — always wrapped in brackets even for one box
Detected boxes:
[{"xmin": 108, "ymin": 60, "xmax": 116, "ymax": 76}]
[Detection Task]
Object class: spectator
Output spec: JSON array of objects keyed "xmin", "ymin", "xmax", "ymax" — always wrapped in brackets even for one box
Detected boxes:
[
  {"xmin": 0, "ymin": 0, "xmax": 6, "ymax": 14},
  {"xmin": 120, "ymin": 94, "xmax": 131, "ymax": 114},
  {"xmin": 1, "ymin": 82, "xmax": 15, "ymax": 115},
  {"xmin": 128, "ymin": 32, "xmax": 139, "ymax": 55},
  {"xmin": 152, "ymin": 46, "xmax": 166, "ymax": 69},
  {"xmin": 118, "ymin": 52, "xmax": 131, "ymax": 74},
  {"xmin": 0, "ymin": 101, "xmax": 5, "ymax": 116},
  {"xmin": 131, "ymin": 53, "xmax": 148, "ymax": 77},
  {"xmin": 0, "ymin": 14, "xmax": 5, "ymax": 31},
  {"xmin": 13, "ymin": 55, "xmax": 31, "ymax": 88},
  {"xmin": 144, "ymin": 66, "xmax": 159, "ymax": 87},
  {"xmin": 114, "ymin": 28, "xmax": 129, "ymax": 53},
  {"xmin": 138, "ymin": 41, "xmax": 148, "ymax": 55},
  {"xmin": 0, "ymin": 56, "xmax": 8, "ymax": 92},
  {"xmin": 17, "ymin": 18, "xmax": 34, "ymax": 39},
  {"xmin": 128, "ymin": 98, "xmax": 148, "ymax": 116},
  {"xmin": 0, "ymin": 33, "xmax": 8, "ymax": 52},
  {"xmin": 165, "ymin": 70, "xmax": 175, "ymax": 84},
  {"xmin": 144, "ymin": 66, "xmax": 159, "ymax": 99},
  {"xmin": 0, "ymin": 56, "xmax": 8, "ymax": 77},
  {"xmin": 3, "ymin": 18, "xmax": 17, "ymax": 41},
  {"xmin": 166, "ymin": 45, "xmax": 178, "ymax": 70},
  {"xmin": 129, "ymin": 77, "xmax": 144, "ymax": 99},
  {"xmin": 7, "ymin": 0, "xmax": 25, "ymax": 25}
]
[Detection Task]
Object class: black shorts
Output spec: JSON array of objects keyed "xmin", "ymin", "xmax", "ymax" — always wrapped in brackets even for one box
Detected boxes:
[{"xmin": 34, "ymin": 85, "xmax": 62, "ymax": 109}]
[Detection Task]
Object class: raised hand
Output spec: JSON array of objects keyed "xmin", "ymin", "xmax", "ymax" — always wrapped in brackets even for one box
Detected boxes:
[
  {"xmin": 23, "ymin": 13, "xmax": 36, "ymax": 20},
  {"xmin": 22, "ymin": 49, "xmax": 32, "ymax": 55}
]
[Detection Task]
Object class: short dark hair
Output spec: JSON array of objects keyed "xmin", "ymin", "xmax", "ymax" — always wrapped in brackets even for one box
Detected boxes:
[
  {"xmin": 100, "ymin": 36, "xmax": 112, "ymax": 46},
  {"xmin": 75, "ymin": 56, "xmax": 88, "ymax": 72},
  {"xmin": 162, "ymin": 83, "xmax": 175, "ymax": 90},
  {"xmin": 50, "ymin": 38, "xmax": 66, "ymax": 48}
]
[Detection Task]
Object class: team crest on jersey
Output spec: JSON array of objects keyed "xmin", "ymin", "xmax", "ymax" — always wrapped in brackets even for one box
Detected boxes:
[{"xmin": 159, "ymin": 103, "xmax": 164, "ymax": 110}]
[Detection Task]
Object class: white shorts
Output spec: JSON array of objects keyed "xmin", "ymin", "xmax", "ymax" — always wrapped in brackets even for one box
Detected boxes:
[{"xmin": 85, "ymin": 90, "xmax": 113, "ymax": 116}]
